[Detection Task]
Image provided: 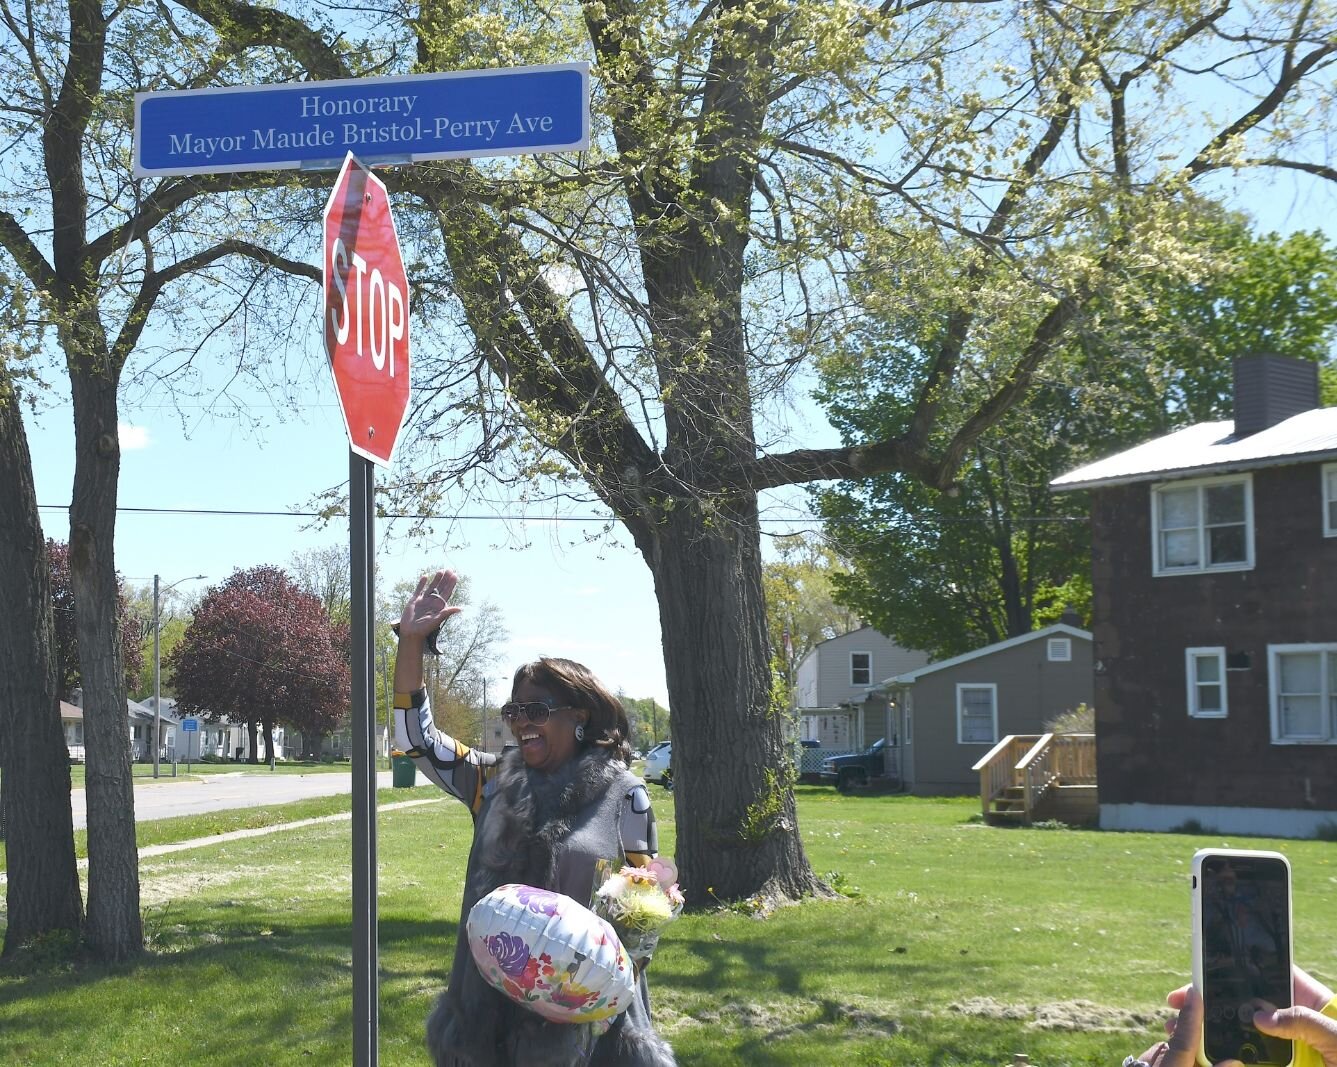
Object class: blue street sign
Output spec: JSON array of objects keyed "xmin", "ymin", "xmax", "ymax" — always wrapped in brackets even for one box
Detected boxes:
[
  {"xmin": 181, "ymin": 718, "xmax": 199, "ymax": 732},
  {"xmin": 134, "ymin": 63, "xmax": 589, "ymax": 177}
]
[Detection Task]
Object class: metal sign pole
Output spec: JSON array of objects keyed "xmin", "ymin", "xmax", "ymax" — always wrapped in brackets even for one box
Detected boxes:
[{"xmin": 350, "ymin": 451, "xmax": 378, "ymax": 1066}]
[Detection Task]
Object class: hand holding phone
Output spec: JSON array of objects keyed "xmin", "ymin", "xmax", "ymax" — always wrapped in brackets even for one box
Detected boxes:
[{"xmin": 1192, "ymin": 849, "xmax": 1294, "ymax": 1067}]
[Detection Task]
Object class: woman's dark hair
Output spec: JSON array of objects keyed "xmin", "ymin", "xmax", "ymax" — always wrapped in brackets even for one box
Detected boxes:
[{"xmin": 512, "ymin": 657, "xmax": 633, "ymax": 765}]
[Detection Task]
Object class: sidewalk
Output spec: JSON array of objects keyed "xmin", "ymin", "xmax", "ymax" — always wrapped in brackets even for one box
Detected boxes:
[
  {"xmin": 0, "ymin": 796, "xmax": 445, "ymax": 884},
  {"xmin": 131, "ymin": 795, "xmax": 446, "ymax": 863}
]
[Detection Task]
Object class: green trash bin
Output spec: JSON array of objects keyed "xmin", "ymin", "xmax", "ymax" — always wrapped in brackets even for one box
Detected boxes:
[{"xmin": 392, "ymin": 754, "xmax": 417, "ymax": 788}]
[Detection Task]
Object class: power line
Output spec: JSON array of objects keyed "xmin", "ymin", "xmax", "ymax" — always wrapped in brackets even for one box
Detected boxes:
[
  {"xmin": 36, "ymin": 502, "xmax": 1087, "ymax": 524},
  {"xmin": 35, "ymin": 503, "xmax": 620, "ymax": 521}
]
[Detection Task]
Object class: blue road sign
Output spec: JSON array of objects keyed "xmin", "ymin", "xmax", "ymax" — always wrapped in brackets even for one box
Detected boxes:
[
  {"xmin": 134, "ymin": 63, "xmax": 589, "ymax": 177},
  {"xmin": 181, "ymin": 718, "xmax": 199, "ymax": 732}
]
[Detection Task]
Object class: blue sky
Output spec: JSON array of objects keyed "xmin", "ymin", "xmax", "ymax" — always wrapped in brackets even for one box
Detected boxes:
[{"xmin": 25, "ymin": 159, "xmax": 1336, "ymax": 712}]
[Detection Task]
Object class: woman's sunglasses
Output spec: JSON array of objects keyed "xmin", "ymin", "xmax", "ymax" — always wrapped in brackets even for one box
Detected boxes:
[{"xmin": 500, "ymin": 697, "xmax": 571, "ymax": 725}]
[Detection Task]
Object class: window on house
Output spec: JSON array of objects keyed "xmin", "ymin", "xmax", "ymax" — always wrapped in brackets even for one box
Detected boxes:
[
  {"xmin": 1269, "ymin": 645, "xmax": 1337, "ymax": 743},
  {"xmin": 851, "ymin": 652, "xmax": 871, "ymax": 686},
  {"xmin": 1048, "ymin": 637, "xmax": 1072, "ymax": 662},
  {"xmin": 1185, "ymin": 647, "xmax": 1227, "ymax": 718},
  {"xmin": 1324, "ymin": 464, "xmax": 1337, "ymax": 538},
  {"xmin": 956, "ymin": 684, "xmax": 997, "ymax": 744},
  {"xmin": 1152, "ymin": 475, "xmax": 1253, "ymax": 575}
]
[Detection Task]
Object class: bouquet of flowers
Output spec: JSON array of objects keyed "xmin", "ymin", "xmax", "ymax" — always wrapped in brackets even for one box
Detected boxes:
[{"xmin": 591, "ymin": 857, "xmax": 684, "ymax": 967}]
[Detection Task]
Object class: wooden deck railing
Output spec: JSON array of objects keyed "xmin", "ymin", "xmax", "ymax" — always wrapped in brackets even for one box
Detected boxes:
[
  {"xmin": 971, "ymin": 735, "xmax": 1041, "ymax": 819},
  {"xmin": 973, "ymin": 733, "xmax": 1096, "ymax": 823}
]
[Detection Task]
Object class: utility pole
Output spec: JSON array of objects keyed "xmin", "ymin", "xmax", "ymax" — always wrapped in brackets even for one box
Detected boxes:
[
  {"xmin": 480, "ymin": 676, "xmax": 488, "ymax": 752},
  {"xmin": 154, "ymin": 573, "xmax": 204, "ymax": 778}
]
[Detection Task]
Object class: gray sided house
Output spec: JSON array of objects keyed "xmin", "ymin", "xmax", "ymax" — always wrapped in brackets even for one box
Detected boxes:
[
  {"xmin": 875, "ymin": 624, "xmax": 1094, "ymax": 796},
  {"xmin": 794, "ymin": 625, "xmax": 929, "ymax": 749},
  {"xmin": 1053, "ymin": 355, "xmax": 1337, "ymax": 838}
]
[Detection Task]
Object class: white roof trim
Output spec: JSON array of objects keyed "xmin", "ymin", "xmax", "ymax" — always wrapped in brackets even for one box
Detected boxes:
[
  {"xmin": 1051, "ymin": 408, "xmax": 1337, "ymax": 491},
  {"xmin": 874, "ymin": 623, "xmax": 1092, "ymax": 688}
]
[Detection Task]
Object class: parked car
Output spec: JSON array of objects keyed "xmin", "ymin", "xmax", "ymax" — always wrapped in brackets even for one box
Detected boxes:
[
  {"xmin": 820, "ymin": 737, "xmax": 895, "ymax": 793},
  {"xmin": 642, "ymin": 741, "xmax": 672, "ymax": 786}
]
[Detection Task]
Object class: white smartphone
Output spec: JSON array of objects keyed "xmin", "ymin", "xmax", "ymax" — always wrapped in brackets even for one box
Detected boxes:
[{"xmin": 1191, "ymin": 848, "xmax": 1294, "ymax": 1067}]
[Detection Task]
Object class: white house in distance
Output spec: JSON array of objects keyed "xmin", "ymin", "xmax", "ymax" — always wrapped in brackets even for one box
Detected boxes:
[{"xmin": 794, "ymin": 625, "xmax": 929, "ymax": 749}]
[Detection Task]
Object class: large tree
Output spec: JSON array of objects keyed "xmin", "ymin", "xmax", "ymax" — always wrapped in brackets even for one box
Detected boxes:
[
  {"xmin": 170, "ymin": 567, "xmax": 350, "ymax": 763},
  {"xmin": 168, "ymin": 0, "xmax": 1337, "ymax": 906},
  {"xmin": 817, "ymin": 216, "xmax": 1337, "ymax": 658},
  {"xmin": 0, "ymin": 287, "xmax": 83, "ymax": 954},
  {"xmin": 0, "ymin": 0, "xmax": 321, "ymax": 958}
]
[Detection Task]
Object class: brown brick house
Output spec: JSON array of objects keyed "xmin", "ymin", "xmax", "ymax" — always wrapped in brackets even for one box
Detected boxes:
[{"xmin": 1052, "ymin": 355, "xmax": 1337, "ymax": 838}]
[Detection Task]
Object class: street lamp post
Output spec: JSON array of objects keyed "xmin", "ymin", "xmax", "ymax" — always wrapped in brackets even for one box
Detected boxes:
[{"xmin": 154, "ymin": 573, "xmax": 204, "ymax": 779}]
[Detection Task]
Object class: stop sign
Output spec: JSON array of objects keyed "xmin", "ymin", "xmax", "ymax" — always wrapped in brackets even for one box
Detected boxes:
[{"xmin": 323, "ymin": 153, "xmax": 410, "ymax": 466}]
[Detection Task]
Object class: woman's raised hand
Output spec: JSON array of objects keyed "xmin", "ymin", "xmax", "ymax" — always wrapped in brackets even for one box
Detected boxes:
[{"xmin": 398, "ymin": 570, "xmax": 462, "ymax": 640}]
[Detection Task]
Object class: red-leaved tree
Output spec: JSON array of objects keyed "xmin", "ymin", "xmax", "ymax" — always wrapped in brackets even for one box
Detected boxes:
[
  {"xmin": 169, "ymin": 566, "xmax": 348, "ymax": 763},
  {"xmin": 48, "ymin": 540, "xmax": 144, "ymax": 702}
]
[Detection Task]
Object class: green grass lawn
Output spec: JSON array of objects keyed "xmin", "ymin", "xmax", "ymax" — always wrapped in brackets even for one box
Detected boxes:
[{"xmin": 2, "ymin": 786, "xmax": 1334, "ymax": 1065}]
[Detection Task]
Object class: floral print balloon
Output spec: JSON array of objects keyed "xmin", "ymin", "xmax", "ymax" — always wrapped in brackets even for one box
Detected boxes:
[{"xmin": 466, "ymin": 884, "xmax": 636, "ymax": 1025}]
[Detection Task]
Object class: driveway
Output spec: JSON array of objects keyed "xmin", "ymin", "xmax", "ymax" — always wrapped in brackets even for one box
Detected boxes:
[{"xmin": 70, "ymin": 770, "xmax": 396, "ymax": 830}]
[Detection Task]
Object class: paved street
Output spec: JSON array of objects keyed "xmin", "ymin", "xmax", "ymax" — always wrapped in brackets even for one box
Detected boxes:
[{"xmin": 70, "ymin": 770, "xmax": 396, "ymax": 830}]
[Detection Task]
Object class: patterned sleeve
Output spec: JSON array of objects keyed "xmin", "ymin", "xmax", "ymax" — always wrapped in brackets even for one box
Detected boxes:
[
  {"xmin": 393, "ymin": 689, "xmax": 498, "ymax": 815},
  {"xmin": 620, "ymin": 782, "xmax": 658, "ymax": 867}
]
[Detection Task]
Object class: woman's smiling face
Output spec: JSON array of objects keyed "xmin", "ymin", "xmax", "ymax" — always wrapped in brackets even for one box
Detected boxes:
[{"xmin": 509, "ymin": 678, "xmax": 587, "ymax": 772}]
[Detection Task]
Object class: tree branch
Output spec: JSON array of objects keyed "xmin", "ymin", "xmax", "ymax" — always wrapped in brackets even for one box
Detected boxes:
[
  {"xmin": 110, "ymin": 239, "xmax": 318, "ymax": 367},
  {"xmin": 1185, "ymin": 40, "xmax": 1337, "ymax": 178}
]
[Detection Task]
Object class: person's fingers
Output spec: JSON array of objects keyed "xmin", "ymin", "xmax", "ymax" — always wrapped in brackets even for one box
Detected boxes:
[
  {"xmin": 1164, "ymin": 985, "xmax": 1193, "ymax": 1037},
  {"xmin": 1167, "ymin": 985, "xmax": 1192, "ymax": 1011},
  {"xmin": 1294, "ymin": 966, "xmax": 1337, "ymax": 1013},
  {"xmin": 434, "ymin": 569, "xmax": 458, "ymax": 601},
  {"xmin": 1254, "ymin": 1004, "xmax": 1337, "ymax": 1064},
  {"xmin": 1161, "ymin": 986, "xmax": 1204, "ymax": 1067}
]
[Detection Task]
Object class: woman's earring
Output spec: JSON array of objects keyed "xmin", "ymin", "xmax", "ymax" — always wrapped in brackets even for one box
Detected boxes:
[{"xmin": 575, "ymin": 723, "xmax": 586, "ymax": 742}]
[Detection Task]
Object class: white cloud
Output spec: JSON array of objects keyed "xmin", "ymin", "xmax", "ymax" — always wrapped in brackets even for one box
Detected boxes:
[{"xmin": 118, "ymin": 423, "xmax": 151, "ymax": 450}]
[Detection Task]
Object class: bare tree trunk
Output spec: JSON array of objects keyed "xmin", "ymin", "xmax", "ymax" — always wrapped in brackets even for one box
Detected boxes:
[
  {"xmin": 0, "ymin": 377, "xmax": 84, "ymax": 953},
  {"xmin": 647, "ymin": 497, "xmax": 826, "ymax": 906},
  {"xmin": 68, "ymin": 364, "xmax": 142, "ymax": 961},
  {"xmin": 247, "ymin": 721, "xmax": 259, "ymax": 763}
]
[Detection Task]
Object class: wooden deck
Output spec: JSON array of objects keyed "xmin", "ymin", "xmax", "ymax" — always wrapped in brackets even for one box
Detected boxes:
[{"xmin": 971, "ymin": 733, "xmax": 1097, "ymax": 826}]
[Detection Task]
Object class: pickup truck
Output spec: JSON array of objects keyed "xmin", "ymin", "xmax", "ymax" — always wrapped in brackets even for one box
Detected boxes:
[{"xmin": 819, "ymin": 737, "xmax": 895, "ymax": 793}]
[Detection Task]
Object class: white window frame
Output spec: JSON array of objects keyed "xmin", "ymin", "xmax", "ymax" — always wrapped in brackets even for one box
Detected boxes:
[
  {"xmin": 850, "ymin": 651, "xmax": 871, "ymax": 686},
  {"xmin": 1047, "ymin": 637, "xmax": 1072, "ymax": 662},
  {"xmin": 1268, "ymin": 644, "xmax": 1337, "ymax": 744},
  {"xmin": 1324, "ymin": 463, "xmax": 1337, "ymax": 538},
  {"xmin": 956, "ymin": 683, "xmax": 998, "ymax": 745},
  {"xmin": 1185, "ymin": 646, "xmax": 1228, "ymax": 719},
  {"xmin": 1151, "ymin": 473, "xmax": 1255, "ymax": 576}
]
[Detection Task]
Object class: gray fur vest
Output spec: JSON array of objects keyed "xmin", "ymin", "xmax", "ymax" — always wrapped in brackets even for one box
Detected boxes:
[{"xmin": 426, "ymin": 747, "xmax": 676, "ymax": 1067}]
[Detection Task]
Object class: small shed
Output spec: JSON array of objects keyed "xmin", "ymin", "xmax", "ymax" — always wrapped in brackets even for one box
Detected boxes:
[{"xmin": 875, "ymin": 624, "xmax": 1093, "ymax": 795}]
